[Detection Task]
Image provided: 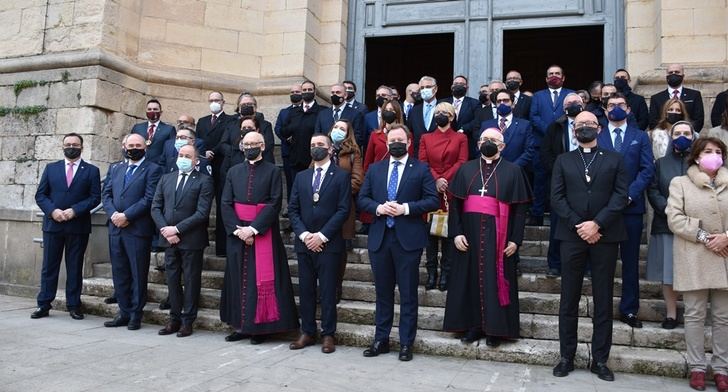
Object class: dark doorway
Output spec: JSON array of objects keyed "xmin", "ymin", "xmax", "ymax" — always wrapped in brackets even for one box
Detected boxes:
[
  {"xmin": 364, "ymin": 33, "xmax": 454, "ymax": 110},
  {"xmin": 502, "ymin": 26, "xmax": 604, "ymax": 94}
]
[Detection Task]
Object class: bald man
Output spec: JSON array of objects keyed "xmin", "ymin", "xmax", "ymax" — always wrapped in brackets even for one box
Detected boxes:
[
  {"xmin": 648, "ymin": 63, "xmax": 705, "ymax": 131},
  {"xmin": 315, "ymin": 82, "xmax": 365, "ymax": 146},
  {"xmin": 550, "ymin": 111, "xmax": 629, "ymax": 381}
]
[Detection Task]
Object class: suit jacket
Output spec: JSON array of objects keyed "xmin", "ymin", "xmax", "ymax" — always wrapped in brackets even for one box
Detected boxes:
[
  {"xmin": 596, "ymin": 124, "xmax": 655, "ymax": 214},
  {"xmin": 529, "ymin": 88, "xmax": 575, "ymax": 140},
  {"xmin": 35, "ymin": 159, "xmax": 101, "ymax": 234},
  {"xmin": 440, "ymin": 96, "xmax": 479, "ymax": 132},
  {"xmin": 357, "ymin": 156, "xmax": 439, "ymax": 252},
  {"xmin": 418, "ymin": 128, "xmax": 469, "ymax": 183},
  {"xmin": 315, "ymin": 104, "xmax": 365, "ymax": 147},
  {"xmin": 160, "ymin": 139, "xmax": 209, "ymax": 174},
  {"xmin": 649, "ymin": 87, "xmax": 705, "ymax": 131},
  {"xmin": 131, "ymin": 121, "xmax": 176, "ymax": 164},
  {"xmin": 363, "ymin": 110, "xmax": 380, "ymax": 146},
  {"xmin": 481, "ymin": 116, "xmax": 535, "ymax": 168},
  {"xmin": 711, "ymin": 89, "xmax": 727, "ymax": 128},
  {"xmin": 281, "ymin": 102, "xmax": 326, "ymax": 169},
  {"xmin": 275, "ymin": 105, "xmax": 296, "ymax": 157},
  {"xmin": 406, "ymin": 102, "xmax": 439, "ymax": 157},
  {"xmin": 197, "ymin": 112, "xmax": 235, "ymax": 156},
  {"xmin": 347, "ymin": 99, "xmax": 368, "ymax": 116},
  {"xmin": 151, "ymin": 169, "xmax": 214, "ymax": 250},
  {"xmin": 466, "ymin": 105, "xmax": 496, "ymax": 158},
  {"xmin": 625, "ymin": 91, "xmax": 649, "ymax": 130},
  {"xmin": 550, "ymin": 148, "xmax": 629, "ymax": 243},
  {"xmin": 102, "ymin": 158, "xmax": 163, "ymax": 237},
  {"xmin": 540, "ymin": 116, "xmax": 571, "ymax": 174},
  {"xmin": 288, "ymin": 164, "xmax": 352, "ymax": 253},
  {"xmin": 512, "ymin": 92, "xmax": 532, "ymax": 120}
]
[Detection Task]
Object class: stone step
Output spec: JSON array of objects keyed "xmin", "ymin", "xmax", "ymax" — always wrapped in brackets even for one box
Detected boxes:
[{"xmin": 51, "ymin": 293, "xmax": 689, "ymax": 378}]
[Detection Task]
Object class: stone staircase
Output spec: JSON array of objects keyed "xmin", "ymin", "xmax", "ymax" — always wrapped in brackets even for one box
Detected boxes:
[{"xmin": 52, "ymin": 216, "xmax": 703, "ymax": 378}]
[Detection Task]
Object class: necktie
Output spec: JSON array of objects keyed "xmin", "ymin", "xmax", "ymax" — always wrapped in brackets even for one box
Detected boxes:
[
  {"xmin": 568, "ymin": 120, "xmax": 575, "ymax": 150},
  {"xmin": 424, "ymin": 104, "xmax": 432, "ymax": 128},
  {"xmin": 552, "ymin": 90, "xmax": 559, "ymax": 108},
  {"xmin": 614, "ymin": 128, "xmax": 623, "ymax": 152},
  {"xmin": 405, "ymin": 103, "xmax": 412, "ymax": 117},
  {"xmin": 386, "ymin": 161, "xmax": 400, "ymax": 228},
  {"xmin": 147, "ymin": 123, "xmax": 156, "ymax": 141},
  {"xmin": 499, "ymin": 117, "xmax": 507, "ymax": 132},
  {"xmin": 66, "ymin": 162, "xmax": 74, "ymax": 187},
  {"xmin": 124, "ymin": 164, "xmax": 137, "ymax": 186},
  {"xmin": 176, "ymin": 173, "xmax": 188, "ymax": 203},
  {"xmin": 303, "ymin": 104, "xmax": 309, "ymax": 112},
  {"xmin": 672, "ymin": 90, "xmax": 679, "ymax": 99},
  {"xmin": 454, "ymin": 99, "xmax": 462, "ymax": 117},
  {"xmin": 312, "ymin": 167, "xmax": 322, "ymax": 193},
  {"xmin": 211, "ymin": 114, "xmax": 217, "ymax": 128},
  {"xmin": 333, "ymin": 108, "xmax": 340, "ymax": 121}
]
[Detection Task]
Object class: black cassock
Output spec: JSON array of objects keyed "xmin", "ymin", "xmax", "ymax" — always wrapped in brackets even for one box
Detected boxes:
[
  {"xmin": 443, "ymin": 157, "xmax": 532, "ymax": 338},
  {"xmin": 219, "ymin": 160, "xmax": 299, "ymax": 334}
]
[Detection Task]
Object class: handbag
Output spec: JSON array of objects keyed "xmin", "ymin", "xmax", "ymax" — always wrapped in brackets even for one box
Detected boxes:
[{"xmin": 427, "ymin": 193, "xmax": 449, "ymax": 238}]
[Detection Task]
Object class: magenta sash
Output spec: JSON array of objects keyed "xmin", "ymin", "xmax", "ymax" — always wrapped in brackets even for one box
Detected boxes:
[
  {"xmin": 463, "ymin": 195, "xmax": 511, "ymax": 307},
  {"xmin": 234, "ymin": 202, "xmax": 280, "ymax": 324}
]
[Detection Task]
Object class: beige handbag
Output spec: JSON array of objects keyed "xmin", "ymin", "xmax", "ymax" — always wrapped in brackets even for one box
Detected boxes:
[{"xmin": 428, "ymin": 193, "xmax": 449, "ymax": 238}]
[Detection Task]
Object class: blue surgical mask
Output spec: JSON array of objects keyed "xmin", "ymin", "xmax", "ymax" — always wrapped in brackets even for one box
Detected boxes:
[
  {"xmin": 174, "ymin": 139, "xmax": 188, "ymax": 151},
  {"xmin": 608, "ymin": 106, "xmax": 628, "ymax": 122},
  {"xmin": 176, "ymin": 157, "xmax": 194, "ymax": 173},
  {"xmin": 673, "ymin": 136, "xmax": 692, "ymax": 152},
  {"xmin": 331, "ymin": 128, "xmax": 346, "ymax": 143},
  {"xmin": 496, "ymin": 103, "xmax": 512, "ymax": 116},
  {"xmin": 420, "ymin": 88, "xmax": 433, "ymax": 101}
]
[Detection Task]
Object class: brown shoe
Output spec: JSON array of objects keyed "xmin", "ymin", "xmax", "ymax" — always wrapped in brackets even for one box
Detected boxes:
[
  {"xmin": 321, "ymin": 335, "xmax": 336, "ymax": 354},
  {"xmin": 176, "ymin": 324, "xmax": 193, "ymax": 338},
  {"xmin": 158, "ymin": 321, "xmax": 181, "ymax": 336},
  {"xmin": 289, "ymin": 334, "xmax": 315, "ymax": 350}
]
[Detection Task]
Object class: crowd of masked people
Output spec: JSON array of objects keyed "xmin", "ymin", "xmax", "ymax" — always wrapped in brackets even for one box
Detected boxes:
[{"xmin": 27, "ymin": 62, "xmax": 728, "ymax": 389}]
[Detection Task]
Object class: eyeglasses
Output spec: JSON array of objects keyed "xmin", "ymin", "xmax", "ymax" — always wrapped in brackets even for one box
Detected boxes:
[
  {"xmin": 495, "ymin": 98, "xmax": 512, "ymax": 104},
  {"xmin": 175, "ymin": 136, "xmax": 192, "ymax": 140},
  {"xmin": 574, "ymin": 121, "xmax": 600, "ymax": 128},
  {"xmin": 241, "ymin": 142, "xmax": 263, "ymax": 148},
  {"xmin": 479, "ymin": 137, "xmax": 503, "ymax": 144},
  {"xmin": 606, "ymin": 103, "xmax": 628, "ymax": 110}
]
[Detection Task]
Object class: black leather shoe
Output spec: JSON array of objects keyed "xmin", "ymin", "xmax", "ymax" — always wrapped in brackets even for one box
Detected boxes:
[
  {"xmin": 590, "ymin": 362, "xmax": 615, "ymax": 381},
  {"xmin": 30, "ymin": 307, "xmax": 50, "ymax": 319},
  {"xmin": 438, "ymin": 272, "xmax": 448, "ymax": 291},
  {"xmin": 425, "ymin": 270, "xmax": 438, "ymax": 291},
  {"xmin": 398, "ymin": 345, "xmax": 413, "ymax": 361},
  {"xmin": 127, "ymin": 320, "xmax": 141, "ymax": 330},
  {"xmin": 363, "ymin": 340, "xmax": 390, "ymax": 357},
  {"xmin": 485, "ymin": 336, "xmax": 500, "ymax": 347},
  {"xmin": 104, "ymin": 315, "xmax": 129, "ymax": 327},
  {"xmin": 620, "ymin": 313, "xmax": 643, "ymax": 328},
  {"xmin": 250, "ymin": 335, "xmax": 267, "ymax": 345},
  {"xmin": 69, "ymin": 309, "xmax": 84, "ymax": 320},
  {"xmin": 460, "ymin": 329, "xmax": 481, "ymax": 343},
  {"xmin": 225, "ymin": 332, "xmax": 249, "ymax": 342},
  {"xmin": 661, "ymin": 317, "xmax": 678, "ymax": 329},
  {"xmin": 552, "ymin": 358, "xmax": 574, "ymax": 377},
  {"xmin": 103, "ymin": 296, "xmax": 117, "ymax": 304}
]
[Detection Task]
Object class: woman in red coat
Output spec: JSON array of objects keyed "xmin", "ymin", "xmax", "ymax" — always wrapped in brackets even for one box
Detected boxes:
[{"xmin": 418, "ymin": 102, "xmax": 468, "ymax": 291}]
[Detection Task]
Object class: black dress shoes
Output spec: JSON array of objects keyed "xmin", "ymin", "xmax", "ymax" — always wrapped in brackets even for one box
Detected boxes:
[
  {"xmin": 398, "ymin": 345, "xmax": 413, "ymax": 361},
  {"xmin": 438, "ymin": 272, "xmax": 448, "ymax": 291},
  {"xmin": 103, "ymin": 296, "xmax": 117, "ymax": 304},
  {"xmin": 485, "ymin": 336, "xmax": 500, "ymax": 347},
  {"xmin": 460, "ymin": 329, "xmax": 481, "ymax": 343},
  {"xmin": 425, "ymin": 271, "xmax": 438, "ymax": 291},
  {"xmin": 363, "ymin": 340, "xmax": 390, "ymax": 357},
  {"xmin": 158, "ymin": 321, "xmax": 181, "ymax": 335},
  {"xmin": 30, "ymin": 307, "xmax": 50, "ymax": 319},
  {"xmin": 620, "ymin": 313, "xmax": 643, "ymax": 328},
  {"xmin": 590, "ymin": 362, "xmax": 615, "ymax": 381},
  {"xmin": 176, "ymin": 324, "xmax": 193, "ymax": 338},
  {"xmin": 552, "ymin": 358, "xmax": 574, "ymax": 377},
  {"xmin": 250, "ymin": 334, "xmax": 267, "ymax": 345},
  {"xmin": 127, "ymin": 320, "xmax": 141, "ymax": 330},
  {"xmin": 225, "ymin": 332, "xmax": 249, "ymax": 342},
  {"xmin": 104, "ymin": 315, "xmax": 130, "ymax": 327},
  {"xmin": 661, "ymin": 317, "xmax": 678, "ymax": 329},
  {"xmin": 69, "ymin": 309, "xmax": 84, "ymax": 320}
]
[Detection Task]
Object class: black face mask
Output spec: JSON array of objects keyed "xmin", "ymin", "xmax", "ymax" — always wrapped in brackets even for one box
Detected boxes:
[
  {"xmin": 310, "ymin": 146, "xmax": 329, "ymax": 161},
  {"xmin": 302, "ymin": 92, "xmax": 315, "ymax": 102},
  {"xmin": 575, "ymin": 127, "xmax": 598, "ymax": 143},
  {"xmin": 239, "ymin": 105, "xmax": 255, "ymax": 116},
  {"xmin": 434, "ymin": 114, "xmax": 450, "ymax": 127},
  {"xmin": 63, "ymin": 147, "xmax": 82, "ymax": 160},
  {"xmin": 565, "ymin": 104, "xmax": 583, "ymax": 118},
  {"xmin": 479, "ymin": 93, "xmax": 490, "ymax": 105},
  {"xmin": 244, "ymin": 147, "xmax": 261, "ymax": 160},
  {"xmin": 666, "ymin": 74, "xmax": 684, "ymax": 88},
  {"xmin": 331, "ymin": 95, "xmax": 343, "ymax": 106},
  {"xmin": 613, "ymin": 78, "xmax": 631, "ymax": 93},
  {"xmin": 505, "ymin": 80, "xmax": 520, "ymax": 92},
  {"xmin": 290, "ymin": 93, "xmax": 302, "ymax": 104},
  {"xmin": 375, "ymin": 96, "xmax": 386, "ymax": 108},
  {"xmin": 381, "ymin": 110, "xmax": 396, "ymax": 124},
  {"xmin": 451, "ymin": 85, "xmax": 466, "ymax": 98},
  {"xmin": 479, "ymin": 141, "xmax": 498, "ymax": 158},
  {"xmin": 345, "ymin": 90, "xmax": 355, "ymax": 100},
  {"xmin": 388, "ymin": 142, "xmax": 407, "ymax": 158},
  {"xmin": 125, "ymin": 148, "xmax": 146, "ymax": 161},
  {"xmin": 666, "ymin": 112, "xmax": 683, "ymax": 124}
]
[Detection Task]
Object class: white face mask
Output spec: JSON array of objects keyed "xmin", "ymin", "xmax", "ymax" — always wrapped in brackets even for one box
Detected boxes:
[
  {"xmin": 209, "ymin": 102, "xmax": 222, "ymax": 114},
  {"xmin": 420, "ymin": 88, "xmax": 434, "ymax": 101}
]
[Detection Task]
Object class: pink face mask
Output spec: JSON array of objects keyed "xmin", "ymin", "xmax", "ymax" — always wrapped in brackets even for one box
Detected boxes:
[{"xmin": 698, "ymin": 153, "xmax": 724, "ymax": 172}]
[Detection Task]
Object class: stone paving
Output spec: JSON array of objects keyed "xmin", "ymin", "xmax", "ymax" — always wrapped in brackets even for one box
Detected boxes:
[{"xmin": 0, "ymin": 294, "xmax": 696, "ymax": 392}]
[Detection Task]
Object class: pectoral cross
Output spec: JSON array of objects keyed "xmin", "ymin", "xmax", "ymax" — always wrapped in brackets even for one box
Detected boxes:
[
  {"xmin": 479, "ymin": 187, "xmax": 487, "ymax": 197},
  {"xmin": 585, "ymin": 169, "xmax": 591, "ymax": 183}
]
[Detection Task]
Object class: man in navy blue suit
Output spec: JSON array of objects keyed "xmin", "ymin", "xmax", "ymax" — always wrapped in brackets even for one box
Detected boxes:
[
  {"xmin": 130, "ymin": 99, "xmax": 176, "ymax": 165},
  {"xmin": 441, "ymin": 75, "xmax": 479, "ymax": 133},
  {"xmin": 32, "ymin": 133, "xmax": 101, "ymax": 320},
  {"xmin": 505, "ymin": 70, "xmax": 532, "ymax": 120},
  {"xmin": 407, "ymin": 76, "xmax": 439, "ymax": 157},
  {"xmin": 274, "ymin": 83, "xmax": 303, "ymax": 202},
  {"xmin": 529, "ymin": 65, "xmax": 575, "ymax": 225},
  {"xmin": 315, "ymin": 83, "xmax": 364, "ymax": 143},
  {"xmin": 358, "ymin": 125, "xmax": 439, "ymax": 361},
  {"xmin": 343, "ymin": 80, "xmax": 368, "ymax": 116},
  {"xmin": 159, "ymin": 125, "xmax": 209, "ymax": 174},
  {"xmin": 102, "ymin": 133, "xmax": 164, "ymax": 330},
  {"xmin": 363, "ymin": 85, "xmax": 393, "ymax": 146},
  {"xmin": 597, "ymin": 93, "xmax": 654, "ymax": 329},
  {"xmin": 288, "ymin": 134, "xmax": 351, "ymax": 354},
  {"xmin": 480, "ymin": 89, "xmax": 535, "ymax": 168}
]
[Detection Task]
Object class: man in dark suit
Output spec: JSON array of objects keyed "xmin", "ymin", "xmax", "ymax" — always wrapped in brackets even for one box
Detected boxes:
[
  {"xmin": 159, "ymin": 125, "xmax": 209, "ymax": 174},
  {"xmin": 441, "ymin": 75, "xmax": 479, "ymax": 133},
  {"xmin": 613, "ymin": 69, "xmax": 649, "ymax": 130},
  {"xmin": 315, "ymin": 83, "xmax": 365, "ymax": 144},
  {"xmin": 357, "ymin": 125, "xmax": 440, "ymax": 361},
  {"xmin": 479, "ymin": 89, "xmax": 535, "ymax": 168},
  {"xmin": 597, "ymin": 93, "xmax": 655, "ymax": 329},
  {"xmin": 363, "ymin": 85, "xmax": 393, "ymax": 146},
  {"xmin": 288, "ymin": 134, "xmax": 351, "ymax": 354},
  {"xmin": 505, "ymin": 70, "xmax": 532, "ymax": 120},
  {"xmin": 529, "ymin": 65, "xmax": 575, "ymax": 225},
  {"xmin": 407, "ymin": 76, "xmax": 439, "ymax": 157},
  {"xmin": 152, "ymin": 145, "xmax": 214, "ymax": 338},
  {"xmin": 551, "ymin": 111, "xmax": 629, "ymax": 382},
  {"xmin": 711, "ymin": 89, "xmax": 728, "ymax": 127},
  {"xmin": 343, "ymin": 80, "xmax": 367, "ymax": 115},
  {"xmin": 102, "ymin": 133, "xmax": 164, "ymax": 330},
  {"xmin": 130, "ymin": 99, "xmax": 176, "ymax": 165},
  {"xmin": 275, "ymin": 83, "xmax": 303, "ymax": 202},
  {"xmin": 281, "ymin": 80, "xmax": 327, "ymax": 175},
  {"xmin": 648, "ymin": 63, "xmax": 705, "ymax": 131},
  {"xmin": 402, "ymin": 83, "xmax": 420, "ymax": 123},
  {"xmin": 32, "ymin": 133, "xmax": 101, "ymax": 320},
  {"xmin": 464, "ymin": 83, "xmax": 497, "ymax": 158}
]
